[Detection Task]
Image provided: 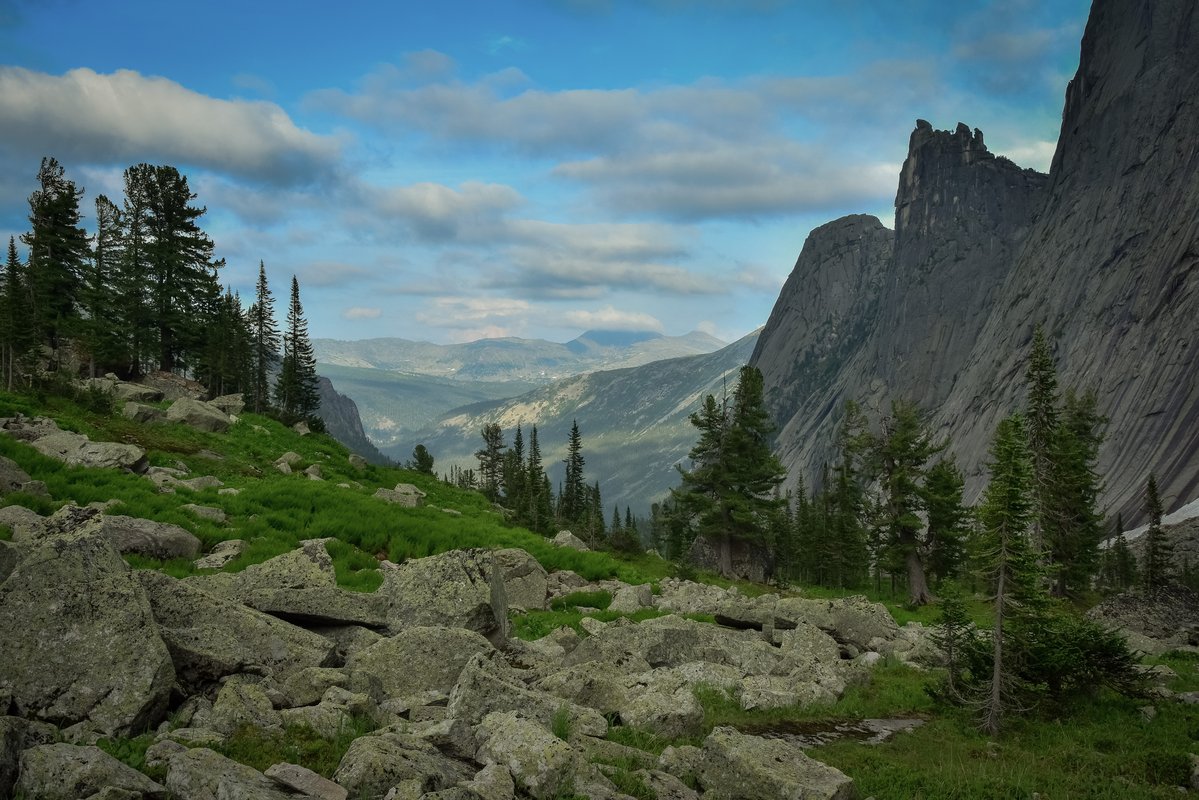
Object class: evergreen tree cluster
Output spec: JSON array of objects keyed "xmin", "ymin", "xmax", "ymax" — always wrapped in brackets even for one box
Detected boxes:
[
  {"xmin": 457, "ymin": 420, "xmax": 614, "ymax": 543},
  {"xmin": 0, "ymin": 156, "xmax": 320, "ymax": 423}
]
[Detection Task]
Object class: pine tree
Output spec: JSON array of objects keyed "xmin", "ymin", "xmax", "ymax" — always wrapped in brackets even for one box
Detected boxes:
[
  {"xmin": 559, "ymin": 421, "xmax": 587, "ymax": 529},
  {"xmin": 22, "ymin": 156, "xmax": 90, "ymax": 357},
  {"xmin": 1140, "ymin": 473, "xmax": 1172, "ymax": 592},
  {"xmin": 273, "ymin": 275, "xmax": 319, "ymax": 419},
  {"xmin": 0, "ymin": 238, "xmax": 35, "ymax": 390},
  {"xmin": 118, "ymin": 164, "xmax": 154, "ymax": 377},
  {"xmin": 525, "ymin": 425, "xmax": 553, "ymax": 535},
  {"xmin": 503, "ymin": 424, "xmax": 527, "ymax": 513},
  {"xmin": 81, "ymin": 195, "xmax": 123, "ymax": 376},
  {"xmin": 1046, "ymin": 390, "xmax": 1106, "ymax": 595},
  {"xmin": 411, "ymin": 444, "xmax": 435, "ymax": 475},
  {"xmin": 248, "ymin": 262, "xmax": 281, "ymax": 413},
  {"xmin": 924, "ymin": 458, "xmax": 971, "ymax": 584},
  {"xmin": 475, "ymin": 423, "xmax": 506, "ymax": 503}
]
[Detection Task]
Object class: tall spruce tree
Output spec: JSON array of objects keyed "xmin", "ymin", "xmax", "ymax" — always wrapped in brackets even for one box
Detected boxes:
[
  {"xmin": 0, "ymin": 238, "xmax": 34, "ymax": 390},
  {"xmin": 1046, "ymin": 390, "xmax": 1106, "ymax": 595},
  {"xmin": 1140, "ymin": 473, "xmax": 1172, "ymax": 592},
  {"xmin": 22, "ymin": 156, "xmax": 89, "ymax": 357},
  {"xmin": 559, "ymin": 420, "xmax": 587, "ymax": 528},
  {"xmin": 525, "ymin": 425, "xmax": 553, "ymax": 535},
  {"xmin": 274, "ymin": 275, "xmax": 319, "ymax": 419},
  {"xmin": 248, "ymin": 262, "xmax": 281, "ymax": 413},
  {"xmin": 1025, "ymin": 326, "xmax": 1059, "ymax": 555},
  {"xmin": 977, "ymin": 413, "xmax": 1042, "ymax": 736},
  {"xmin": 924, "ymin": 458, "xmax": 971, "ymax": 584},
  {"xmin": 82, "ymin": 195, "xmax": 123, "ymax": 376},
  {"xmin": 118, "ymin": 164, "xmax": 154, "ymax": 376},
  {"xmin": 475, "ymin": 423, "xmax": 506, "ymax": 503}
]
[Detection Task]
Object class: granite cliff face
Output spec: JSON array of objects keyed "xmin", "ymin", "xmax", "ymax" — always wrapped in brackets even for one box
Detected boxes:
[
  {"xmin": 315, "ymin": 376, "xmax": 390, "ymax": 465},
  {"xmin": 752, "ymin": 0, "xmax": 1199, "ymax": 522}
]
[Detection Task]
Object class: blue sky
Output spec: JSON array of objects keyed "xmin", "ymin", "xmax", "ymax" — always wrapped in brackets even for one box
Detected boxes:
[{"xmin": 0, "ymin": 0, "xmax": 1090, "ymax": 344}]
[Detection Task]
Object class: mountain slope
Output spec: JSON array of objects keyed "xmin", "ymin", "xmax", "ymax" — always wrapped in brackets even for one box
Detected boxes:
[
  {"xmin": 402, "ymin": 331, "xmax": 761, "ymax": 515},
  {"xmin": 314, "ymin": 376, "xmax": 391, "ymax": 465},
  {"xmin": 752, "ymin": 0, "xmax": 1199, "ymax": 522}
]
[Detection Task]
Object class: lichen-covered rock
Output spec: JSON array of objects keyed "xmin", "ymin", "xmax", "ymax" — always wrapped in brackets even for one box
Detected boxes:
[
  {"xmin": 0, "ymin": 716, "xmax": 57, "ymax": 797},
  {"xmin": 620, "ymin": 686, "xmax": 703, "ymax": 737},
  {"xmin": 0, "ymin": 530, "xmax": 173, "ymax": 735},
  {"xmin": 382, "ymin": 549, "xmax": 508, "ymax": 644},
  {"xmin": 208, "ymin": 393, "xmax": 245, "ymax": 415},
  {"xmin": 0, "ymin": 504, "xmax": 46, "ymax": 542},
  {"xmin": 88, "ymin": 514, "xmax": 201, "ymax": 561},
  {"xmin": 447, "ymin": 652, "xmax": 607, "ymax": 737},
  {"xmin": 279, "ymin": 667, "xmax": 351, "ymax": 708},
  {"xmin": 474, "ymin": 711, "xmax": 577, "ymax": 800},
  {"xmin": 348, "ymin": 626, "xmax": 494, "ymax": 700},
  {"xmin": 695, "ymin": 727, "xmax": 855, "ymax": 800},
  {"xmin": 180, "ymin": 503, "xmax": 226, "ymax": 524},
  {"xmin": 165, "ymin": 747, "xmax": 295, "ymax": 800},
  {"xmin": 123, "ymin": 402, "xmax": 166, "ymax": 424},
  {"xmin": 197, "ymin": 676, "xmax": 281, "ymax": 736},
  {"xmin": 265, "ymin": 762, "xmax": 347, "ymax": 800},
  {"xmin": 30, "ymin": 429, "xmax": 148, "ymax": 472},
  {"xmin": 608, "ymin": 583, "xmax": 654, "ymax": 614},
  {"xmin": 534, "ymin": 663, "xmax": 629, "ymax": 716},
  {"xmin": 0, "ymin": 455, "xmax": 32, "ymax": 493},
  {"xmin": 489, "ymin": 548, "xmax": 548, "ymax": 612},
  {"xmin": 192, "ymin": 538, "xmax": 246, "ymax": 570},
  {"xmin": 373, "ymin": 483, "xmax": 426, "ymax": 507},
  {"xmin": 165, "ymin": 397, "xmax": 231, "ymax": 433},
  {"xmin": 136, "ymin": 570, "xmax": 336, "ymax": 693},
  {"xmin": 16, "ymin": 743, "xmax": 168, "ymax": 800},
  {"xmin": 280, "ymin": 686, "xmax": 376, "ymax": 738},
  {"xmin": 332, "ymin": 731, "xmax": 474, "ymax": 799},
  {"xmin": 774, "ymin": 595, "xmax": 900, "ymax": 651}
]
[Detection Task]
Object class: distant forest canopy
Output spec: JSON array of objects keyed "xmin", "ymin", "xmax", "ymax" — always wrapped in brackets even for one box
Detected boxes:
[{"xmin": 1, "ymin": 156, "xmax": 319, "ymax": 424}]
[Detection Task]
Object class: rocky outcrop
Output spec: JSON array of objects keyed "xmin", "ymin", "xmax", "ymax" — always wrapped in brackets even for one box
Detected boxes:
[
  {"xmin": 0, "ymin": 415, "xmax": 148, "ymax": 473},
  {"xmin": 374, "ymin": 483, "xmax": 426, "ymax": 507},
  {"xmin": 164, "ymin": 397, "xmax": 232, "ymax": 433},
  {"xmin": 346, "ymin": 626, "xmax": 494, "ymax": 700},
  {"xmin": 89, "ymin": 514, "xmax": 202, "ymax": 561},
  {"xmin": 1087, "ymin": 585, "xmax": 1199, "ymax": 655},
  {"xmin": 315, "ymin": 376, "xmax": 391, "ymax": 466},
  {"xmin": 694, "ymin": 727, "xmax": 855, "ymax": 800},
  {"xmin": 165, "ymin": 747, "xmax": 296, "ymax": 800},
  {"xmin": 489, "ymin": 547, "xmax": 549, "ymax": 611},
  {"xmin": 751, "ymin": 0, "xmax": 1199, "ymax": 523},
  {"xmin": 0, "ymin": 527, "xmax": 174, "ymax": 736},
  {"xmin": 381, "ymin": 549, "xmax": 508, "ymax": 644},
  {"xmin": 16, "ymin": 743, "xmax": 168, "ymax": 800}
]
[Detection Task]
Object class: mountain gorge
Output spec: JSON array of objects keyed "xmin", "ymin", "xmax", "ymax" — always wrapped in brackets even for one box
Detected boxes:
[
  {"xmin": 751, "ymin": 0, "xmax": 1199, "ymax": 524},
  {"xmin": 404, "ymin": 331, "xmax": 760, "ymax": 515}
]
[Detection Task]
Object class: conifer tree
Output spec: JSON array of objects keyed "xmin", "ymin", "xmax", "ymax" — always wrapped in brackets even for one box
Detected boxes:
[
  {"xmin": 1046, "ymin": 390, "xmax": 1106, "ymax": 595},
  {"xmin": 502, "ymin": 424, "xmax": 527, "ymax": 512},
  {"xmin": 22, "ymin": 156, "xmax": 89, "ymax": 357},
  {"xmin": 118, "ymin": 164, "xmax": 154, "ymax": 376},
  {"xmin": 475, "ymin": 423, "xmax": 506, "ymax": 503},
  {"xmin": 411, "ymin": 444, "xmax": 435, "ymax": 475},
  {"xmin": 525, "ymin": 425, "xmax": 553, "ymax": 535},
  {"xmin": 248, "ymin": 261, "xmax": 281, "ymax": 413},
  {"xmin": 1140, "ymin": 473, "xmax": 1172, "ymax": 592},
  {"xmin": 559, "ymin": 420, "xmax": 587, "ymax": 528},
  {"xmin": 81, "ymin": 195, "xmax": 123, "ymax": 376},
  {"xmin": 1025, "ymin": 326, "xmax": 1059, "ymax": 554},
  {"xmin": 924, "ymin": 458, "xmax": 971, "ymax": 584},
  {"xmin": 274, "ymin": 275, "xmax": 319, "ymax": 419},
  {"xmin": 977, "ymin": 413, "xmax": 1042, "ymax": 736},
  {"xmin": 0, "ymin": 238, "xmax": 34, "ymax": 390}
]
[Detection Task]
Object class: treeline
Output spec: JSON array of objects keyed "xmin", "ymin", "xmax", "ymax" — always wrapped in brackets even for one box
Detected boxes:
[
  {"xmin": 654, "ymin": 328, "xmax": 1157, "ymax": 603},
  {"xmin": 1, "ymin": 157, "xmax": 320, "ymax": 423}
]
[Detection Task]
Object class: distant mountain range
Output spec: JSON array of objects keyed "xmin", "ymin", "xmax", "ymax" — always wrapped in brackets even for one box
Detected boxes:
[
  {"xmin": 314, "ymin": 329, "xmax": 729, "ymax": 454},
  {"xmin": 396, "ymin": 331, "xmax": 760, "ymax": 516}
]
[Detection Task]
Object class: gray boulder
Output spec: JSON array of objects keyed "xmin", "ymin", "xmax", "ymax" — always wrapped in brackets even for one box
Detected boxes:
[
  {"xmin": 180, "ymin": 503, "xmax": 226, "ymax": 524},
  {"xmin": 0, "ymin": 529, "xmax": 174, "ymax": 735},
  {"xmin": 165, "ymin": 747, "xmax": 296, "ymax": 800},
  {"xmin": 280, "ymin": 667, "xmax": 351, "ymax": 708},
  {"xmin": 112, "ymin": 382, "xmax": 164, "ymax": 403},
  {"xmin": 16, "ymin": 743, "xmax": 168, "ymax": 800},
  {"xmin": 208, "ymin": 393, "xmax": 245, "ymax": 415},
  {"xmin": 489, "ymin": 548, "xmax": 548, "ymax": 612},
  {"xmin": 0, "ymin": 504, "xmax": 47, "ymax": 542},
  {"xmin": 608, "ymin": 583, "xmax": 654, "ymax": 614},
  {"xmin": 0, "ymin": 455, "xmax": 32, "ymax": 493},
  {"xmin": 137, "ymin": 570, "xmax": 336, "ymax": 693},
  {"xmin": 122, "ymin": 402, "xmax": 166, "ymax": 424},
  {"xmin": 695, "ymin": 726, "xmax": 855, "ymax": 799},
  {"xmin": 774, "ymin": 595, "xmax": 901, "ymax": 652},
  {"xmin": 347, "ymin": 626, "xmax": 493, "ymax": 700},
  {"xmin": 90, "ymin": 514, "xmax": 202, "ymax": 561},
  {"xmin": 552, "ymin": 530, "xmax": 589, "ymax": 551},
  {"xmin": 197, "ymin": 676, "xmax": 282, "ymax": 736},
  {"xmin": 193, "ymin": 538, "xmax": 246, "ymax": 570},
  {"xmin": 447, "ymin": 651, "xmax": 606, "ymax": 737},
  {"xmin": 30, "ymin": 429, "xmax": 148, "ymax": 472},
  {"xmin": 279, "ymin": 686, "xmax": 376, "ymax": 738},
  {"xmin": 374, "ymin": 483, "xmax": 427, "ymax": 507},
  {"xmin": 475, "ymin": 711, "xmax": 577, "ymax": 800},
  {"xmin": 264, "ymin": 763, "xmax": 347, "ymax": 800},
  {"xmin": 165, "ymin": 397, "xmax": 231, "ymax": 433},
  {"xmin": 382, "ymin": 549, "xmax": 508, "ymax": 644},
  {"xmin": 189, "ymin": 539, "xmax": 388, "ymax": 629},
  {"xmin": 0, "ymin": 716, "xmax": 58, "ymax": 798},
  {"xmin": 332, "ymin": 731, "xmax": 474, "ymax": 798}
]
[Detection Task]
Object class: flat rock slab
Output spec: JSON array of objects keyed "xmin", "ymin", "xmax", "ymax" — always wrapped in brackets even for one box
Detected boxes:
[{"xmin": 16, "ymin": 743, "xmax": 168, "ymax": 800}]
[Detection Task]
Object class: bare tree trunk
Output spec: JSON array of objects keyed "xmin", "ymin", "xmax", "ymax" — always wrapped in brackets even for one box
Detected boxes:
[
  {"xmin": 718, "ymin": 534, "xmax": 733, "ymax": 579},
  {"xmin": 906, "ymin": 547, "xmax": 935, "ymax": 606}
]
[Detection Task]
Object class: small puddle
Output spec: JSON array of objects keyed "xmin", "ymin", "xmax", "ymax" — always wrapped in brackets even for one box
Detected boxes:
[{"xmin": 741, "ymin": 718, "xmax": 925, "ymax": 749}]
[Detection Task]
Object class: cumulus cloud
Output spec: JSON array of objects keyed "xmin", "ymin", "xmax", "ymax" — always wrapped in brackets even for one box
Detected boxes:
[
  {"xmin": 342, "ymin": 307, "xmax": 382, "ymax": 319},
  {"xmin": 358, "ymin": 180, "xmax": 523, "ymax": 242},
  {"xmin": 0, "ymin": 67, "xmax": 340, "ymax": 185}
]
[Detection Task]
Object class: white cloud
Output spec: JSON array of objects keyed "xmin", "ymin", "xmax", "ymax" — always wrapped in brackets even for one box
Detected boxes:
[
  {"xmin": 0, "ymin": 67, "xmax": 340, "ymax": 184},
  {"xmin": 349, "ymin": 180, "xmax": 523, "ymax": 243},
  {"xmin": 1000, "ymin": 139, "xmax": 1058, "ymax": 172},
  {"xmin": 342, "ymin": 307, "xmax": 382, "ymax": 319},
  {"xmin": 415, "ymin": 296, "xmax": 532, "ymax": 331},
  {"xmin": 557, "ymin": 306, "xmax": 664, "ymax": 333}
]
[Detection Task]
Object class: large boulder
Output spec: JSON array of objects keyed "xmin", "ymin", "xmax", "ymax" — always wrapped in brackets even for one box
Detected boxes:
[
  {"xmin": 89, "ymin": 514, "xmax": 202, "ymax": 561},
  {"xmin": 347, "ymin": 626, "xmax": 494, "ymax": 700},
  {"xmin": 140, "ymin": 371, "xmax": 206, "ymax": 401},
  {"xmin": 475, "ymin": 711, "xmax": 577, "ymax": 800},
  {"xmin": 111, "ymin": 382, "xmax": 164, "ymax": 403},
  {"xmin": 1086, "ymin": 585, "xmax": 1199, "ymax": 654},
  {"xmin": 165, "ymin": 747, "xmax": 296, "ymax": 800},
  {"xmin": 30, "ymin": 429, "xmax": 148, "ymax": 472},
  {"xmin": 331, "ymin": 731, "xmax": 474, "ymax": 798},
  {"xmin": 208, "ymin": 393, "xmax": 245, "ymax": 415},
  {"xmin": 382, "ymin": 549, "xmax": 508, "ymax": 644},
  {"xmin": 16, "ymin": 743, "xmax": 168, "ymax": 800},
  {"xmin": 123, "ymin": 401, "xmax": 166, "ymax": 424},
  {"xmin": 136, "ymin": 570, "xmax": 337, "ymax": 693},
  {"xmin": 489, "ymin": 548, "xmax": 549, "ymax": 612},
  {"xmin": 196, "ymin": 676, "xmax": 282, "ymax": 736},
  {"xmin": 264, "ymin": 763, "xmax": 347, "ymax": 800},
  {"xmin": 687, "ymin": 535, "xmax": 772, "ymax": 583},
  {"xmin": 187, "ymin": 539, "xmax": 388, "ymax": 629},
  {"xmin": 695, "ymin": 727, "xmax": 855, "ymax": 800},
  {"xmin": 373, "ymin": 483, "xmax": 427, "ymax": 507},
  {"xmin": 0, "ymin": 716, "xmax": 57, "ymax": 798},
  {"xmin": 0, "ymin": 529, "xmax": 174, "ymax": 735},
  {"xmin": 774, "ymin": 595, "xmax": 901, "ymax": 652},
  {"xmin": 447, "ymin": 652, "xmax": 607, "ymax": 737},
  {"xmin": 552, "ymin": 531, "xmax": 589, "ymax": 551},
  {"xmin": 165, "ymin": 397, "xmax": 231, "ymax": 433},
  {"xmin": 0, "ymin": 455, "xmax": 32, "ymax": 493},
  {"xmin": 0, "ymin": 504, "xmax": 47, "ymax": 542}
]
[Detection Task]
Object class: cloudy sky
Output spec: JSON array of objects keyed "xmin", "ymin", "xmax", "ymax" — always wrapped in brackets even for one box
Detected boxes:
[{"xmin": 0, "ymin": 0, "xmax": 1090, "ymax": 344}]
